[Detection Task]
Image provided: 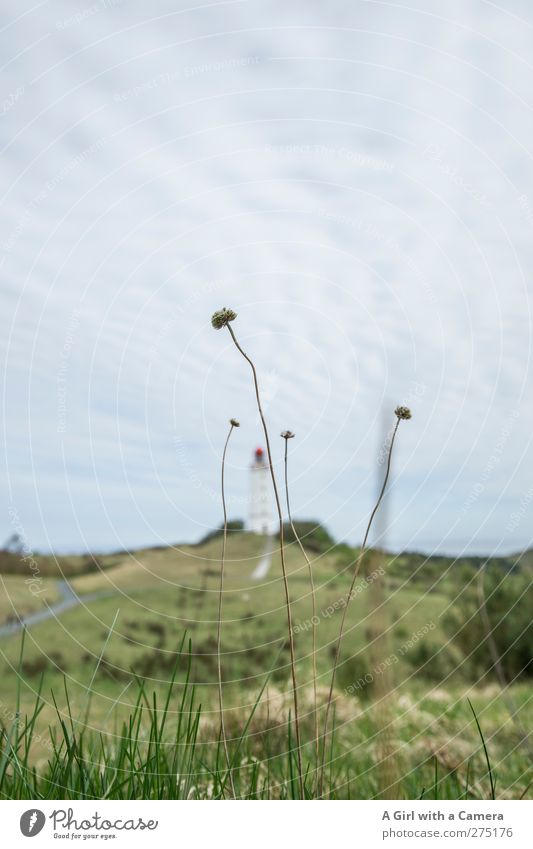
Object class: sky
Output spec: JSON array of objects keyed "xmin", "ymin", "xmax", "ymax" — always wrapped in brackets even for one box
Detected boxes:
[{"xmin": 1, "ymin": 0, "xmax": 532, "ymax": 556}]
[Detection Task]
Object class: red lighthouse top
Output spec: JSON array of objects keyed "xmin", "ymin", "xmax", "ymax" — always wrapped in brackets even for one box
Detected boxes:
[{"xmin": 255, "ymin": 447, "xmax": 264, "ymax": 459}]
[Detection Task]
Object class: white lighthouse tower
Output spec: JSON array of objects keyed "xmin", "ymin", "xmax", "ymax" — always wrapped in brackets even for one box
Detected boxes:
[{"xmin": 249, "ymin": 447, "xmax": 275, "ymax": 535}]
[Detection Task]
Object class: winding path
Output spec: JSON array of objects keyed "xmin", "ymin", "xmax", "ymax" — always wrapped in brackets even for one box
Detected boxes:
[
  {"xmin": 0, "ymin": 540, "xmax": 275, "ymax": 637},
  {"xmin": 251, "ymin": 535, "xmax": 275, "ymax": 580},
  {"xmin": 0, "ymin": 580, "xmax": 113, "ymax": 638}
]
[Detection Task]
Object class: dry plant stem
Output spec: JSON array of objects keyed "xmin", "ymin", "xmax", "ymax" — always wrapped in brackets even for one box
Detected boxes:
[
  {"xmin": 319, "ymin": 417, "xmax": 401, "ymax": 797},
  {"xmin": 283, "ymin": 438, "xmax": 319, "ymax": 770},
  {"xmin": 217, "ymin": 422, "xmax": 237, "ymax": 798},
  {"xmin": 226, "ymin": 323, "xmax": 304, "ymax": 798}
]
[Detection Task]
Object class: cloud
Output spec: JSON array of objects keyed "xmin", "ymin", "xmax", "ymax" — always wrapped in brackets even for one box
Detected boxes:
[{"xmin": 1, "ymin": 0, "xmax": 532, "ymax": 555}]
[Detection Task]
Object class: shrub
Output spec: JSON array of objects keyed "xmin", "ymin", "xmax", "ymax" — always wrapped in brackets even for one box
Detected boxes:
[
  {"xmin": 407, "ymin": 641, "xmax": 463, "ymax": 682},
  {"xmin": 199, "ymin": 519, "xmax": 245, "ymax": 544},
  {"xmin": 444, "ymin": 566, "xmax": 533, "ymax": 681},
  {"xmin": 336, "ymin": 653, "xmax": 375, "ymax": 700},
  {"xmin": 280, "ymin": 520, "xmax": 335, "ymax": 554}
]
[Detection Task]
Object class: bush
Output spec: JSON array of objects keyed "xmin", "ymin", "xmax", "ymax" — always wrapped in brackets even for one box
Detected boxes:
[
  {"xmin": 281, "ymin": 520, "xmax": 335, "ymax": 554},
  {"xmin": 199, "ymin": 519, "xmax": 245, "ymax": 544},
  {"xmin": 444, "ymin": 566, "xmax": 533, "ymax": 681},
  {"xmin": 336, "ymin": 652, "xmax": 375, "ymax": 700},
  {"xmin": 407, "ymin": 641, "xmax": 463, "ymax": 682}
]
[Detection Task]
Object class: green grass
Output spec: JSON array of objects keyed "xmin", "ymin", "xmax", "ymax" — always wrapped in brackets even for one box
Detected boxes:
[
  {"xmin": 0, "ymin": 631, "xmax": 530, "ymax": 800},
  {"xmin": 0, "ymin": 575, "xmax": 61, "ymax": 621},
  {"xmin": 0, "ymin": 534, "xmax": 531, "ymax": 799}
]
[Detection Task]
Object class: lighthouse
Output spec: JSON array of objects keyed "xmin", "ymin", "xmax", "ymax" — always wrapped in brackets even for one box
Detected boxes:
[{"xmin": 249, "ymin": 447, "xmax": 275, "ymax": 535}]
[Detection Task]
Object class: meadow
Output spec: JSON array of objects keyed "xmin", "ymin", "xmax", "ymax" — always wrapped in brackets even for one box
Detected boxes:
[
  {"xmin": 0, "ymin": 528, "xmax": 531, "ymax": 799},
  {"xmin": 0, "ymin": 309, "xmax": 531, "ymax": 801}
]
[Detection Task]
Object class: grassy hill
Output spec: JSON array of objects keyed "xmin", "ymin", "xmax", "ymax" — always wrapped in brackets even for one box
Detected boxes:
[{"xmin": 0, "ymin": 529, "xmax": 531, "ymax": 799}]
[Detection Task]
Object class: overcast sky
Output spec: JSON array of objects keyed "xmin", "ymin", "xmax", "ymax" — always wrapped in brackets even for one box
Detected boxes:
[{"xmin": 1, "ymin": 0, "xmax": 532, "ymax": 556}]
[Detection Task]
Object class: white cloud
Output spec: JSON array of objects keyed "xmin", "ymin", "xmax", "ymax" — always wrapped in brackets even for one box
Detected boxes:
[{"xmin": 1, "ymin": 0, "xmax": 532, "ymax": 555}]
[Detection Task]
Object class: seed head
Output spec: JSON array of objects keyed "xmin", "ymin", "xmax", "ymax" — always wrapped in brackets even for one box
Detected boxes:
[
  {"xmin": 211, "ymin": 307, "xmax": 237, "ymax": 330},
  {"xmin": 395, "ymin": 405, "xmax": 412, "ymax": 420},
  {"xmin": 230, "ymin": 418, "xmax": 240, "ymax": 427},
  {"xmin": 281, "ymin": 430, "xmax": 295, "ymax": 439}
]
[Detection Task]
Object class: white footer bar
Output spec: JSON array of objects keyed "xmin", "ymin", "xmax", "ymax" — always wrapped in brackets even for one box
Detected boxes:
[{"xmin": 2, "ymin": 800, "xmax": 531, "ymax": 848}]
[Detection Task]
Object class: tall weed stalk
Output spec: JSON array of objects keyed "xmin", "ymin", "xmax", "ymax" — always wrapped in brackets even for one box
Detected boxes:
[{"xmin": 211, "ymin": 307, "xmax": 304, "ymax": 797}]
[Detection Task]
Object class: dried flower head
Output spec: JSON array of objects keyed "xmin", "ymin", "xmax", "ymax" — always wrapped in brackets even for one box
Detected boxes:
[
  {"xmin": 211, "ymin": 307, "xmax": 237, "ymax": 330},
  {"xmin": 230, "ymin": 418, "xmax": 240, "ymax": 427},
  {"xmin": 395, "ymin": 405, "xmax": 412, "ymax": 420},
  {"xmin": 281, "ymin": 430, "xmax": 295, "ymax": 439}
]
